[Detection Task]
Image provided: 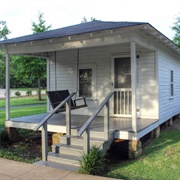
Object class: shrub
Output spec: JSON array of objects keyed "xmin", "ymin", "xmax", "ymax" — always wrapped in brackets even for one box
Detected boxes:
[
  {"xmin": 15, "ymin": 91, "xmax": 21, "ymax": 97},
  {"xmin": 4, "ymin": 91, "xmax": 11, "ymax": 97},
  {"xmin": 26, "ymin": 90, "xmax": 32, "ymax": 96},
  {"xmin": 0, "ymin": 127, "xmax": 10, "ymax": 146},
  {"xmin": 78, "ymin": 145, "xmax": 109, "ymax": 175}
]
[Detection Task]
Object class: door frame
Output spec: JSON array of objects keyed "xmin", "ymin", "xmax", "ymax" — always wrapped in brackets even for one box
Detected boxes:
[{"xmin": 111, "ymin": 55, "xmax": 132, "ymax": 117}]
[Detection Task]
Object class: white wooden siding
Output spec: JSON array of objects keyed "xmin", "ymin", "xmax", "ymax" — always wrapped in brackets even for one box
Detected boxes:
[
  {"xmin": 48, "ymin": 44, "xmax": 131, "ymax": 115},
  {"xmin": 138, "ymin": 51, "xmax": 158, "ymax": 118},
  {"xmin": 158, "ymin": 50, "xmax": 180, "ymax": 123},
  {"xmin": 48, "ymin": 42, "xmax": 180, "ymax": 120}
]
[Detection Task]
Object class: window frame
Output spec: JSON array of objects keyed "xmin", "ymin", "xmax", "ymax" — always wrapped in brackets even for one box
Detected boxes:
[
  {"xmin": 78, "ymin": 64, "xmax": 96, "ymax": 100},
  {"xmin": 169, "ymin": 69, "xmax": 174, "ymax": 99}
]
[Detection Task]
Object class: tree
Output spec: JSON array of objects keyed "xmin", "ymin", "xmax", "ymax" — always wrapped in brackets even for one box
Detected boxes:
[
  {"xmin": 172, "ymin": 16, "xmax": 180, "ymax": 47},
  {"xmin": 81, "ymin": 17, "xmax": 96, "ymax": 23},
  {"xmin": 11, "ymin": 55, "xmax": 46, "ymax": 90},
  {"xmin": 31, "ymin": 12, "xmax": 51, "ymax": 100},
  {"xmin": 0, "ymin": 21, "xmax": 11, "ymax": 88},
  {"xmin": 0, "ymin": 51, "xmax": 6, "ymax": 88},
  {"xmin": 0, "ymin": 21, "xmax": 11, "ymax": 40},
  {"xmin": 12, "ymin": 12, "xmax": 51, "ymax": 100},
  {"xmin": 32, "ymin": 12, "xmax": 51, "ymax": 33}
]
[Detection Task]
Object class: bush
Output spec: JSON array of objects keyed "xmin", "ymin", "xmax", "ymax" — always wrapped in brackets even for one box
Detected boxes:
[
  {"xmin": 0, "ymin": 127, "xmax": 10, "ymax": 146},
  {"xmin": 26, "ymin": 90, "xmax": 32, "ymax": 96},
  {"xmin": 14, "ymin": 91, "xmax": 21, "ymax": 97},
  {"xmin": 78, "ymin": 145, "xmax": 109, "ymax": 175},
  {"xmin": 4, "ymin": 91, "xmax": 11, "ymax": 97}
]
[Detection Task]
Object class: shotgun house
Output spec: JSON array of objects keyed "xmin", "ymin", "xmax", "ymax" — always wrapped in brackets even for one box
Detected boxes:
[{"xmin": 0, "ymin": 21, "xmax": 180, "ymax": 169}]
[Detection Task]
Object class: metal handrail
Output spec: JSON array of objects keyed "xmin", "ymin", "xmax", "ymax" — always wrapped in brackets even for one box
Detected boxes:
[
  {"xmin": 34, "ymin": 92, "xmax": 76, "ymax": 131},
  {"xmin": 77, "ymin": 91, "xmax": 114, "ymax": 136}
]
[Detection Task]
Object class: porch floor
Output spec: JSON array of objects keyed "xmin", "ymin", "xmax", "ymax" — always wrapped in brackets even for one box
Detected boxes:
[{"xmin": 6, "ymin": 113, "xmax": 159, "ymax": 140}]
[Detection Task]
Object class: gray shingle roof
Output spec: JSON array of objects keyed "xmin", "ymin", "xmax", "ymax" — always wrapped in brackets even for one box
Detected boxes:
[{"xmin": 0, "ymin": 21, "xmax": 147, "ymax": 44}]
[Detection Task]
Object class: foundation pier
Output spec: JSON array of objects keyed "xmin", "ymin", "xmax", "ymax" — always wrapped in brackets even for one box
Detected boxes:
[{"xmin": 128, "ymin": 140, "xmax": 142, "ymax": 159}]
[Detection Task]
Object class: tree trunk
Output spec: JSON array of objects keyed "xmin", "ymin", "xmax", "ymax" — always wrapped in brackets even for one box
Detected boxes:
[{"xmin": 38, "ymin": 76, "xmax": 42, "ymax": 101}]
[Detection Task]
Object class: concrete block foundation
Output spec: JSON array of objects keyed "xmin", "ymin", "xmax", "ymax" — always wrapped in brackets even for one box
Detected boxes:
[{"xmin": 128, "ymin": 140, "xmax": 142, "ymax": 159}]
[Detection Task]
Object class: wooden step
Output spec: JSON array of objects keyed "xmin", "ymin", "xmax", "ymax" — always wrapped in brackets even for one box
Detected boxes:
[
  {"xmin": 60, "ymin": 135, "xmax": 108, "ymax": 148},
  {"xmin": 48, "ymin": 152, "xmax": 81, "ymax": 167},
  {"xmin": 59, "ymin": 144, "xmax": 83, "ymax": 157},
  {"xmin": 52, "ymin": 130, "xmax": 115, "ymax": 153},
  {"xmin": 49, "ymin": 131, "xmax": 115, "ymax": 170}
]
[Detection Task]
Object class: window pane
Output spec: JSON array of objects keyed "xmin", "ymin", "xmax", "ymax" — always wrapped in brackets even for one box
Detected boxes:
[
  {"xmin": 171, "ymin": 70, "xmax": 173, "ymax": 83},
  {"xmin": 171, "ymin": 84, "xmax": 174, "ymax": 96},
  {"xmin": 79, "ymin": 69, "xmax": 92, "ymax": 97},
  {"xmin": 170, "ymin": 70, "xmax": 174, "ymax": 96},
  {"xmin": 114, "ymin": 58, "xmax": 131, "ymax": 88}
]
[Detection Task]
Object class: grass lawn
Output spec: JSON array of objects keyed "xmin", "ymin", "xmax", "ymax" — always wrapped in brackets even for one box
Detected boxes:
[
  {"xmin": 0, "ymin": 96, "xmax": 47, "ymax": 126},
  {"xmin": 0, "ymin": 96, "xmax": 46, "ymax": 107},
  {"xmin": 0, "ymin": 106, "xmax": 46, "ymax": 127},
  {"xmin": 106, "ymin": 130, "xmax": 180, "ymax": 180}
]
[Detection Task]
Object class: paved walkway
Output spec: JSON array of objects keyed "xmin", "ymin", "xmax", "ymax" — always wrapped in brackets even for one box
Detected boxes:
[{"xmin": 0, "ymin": 158, "xmax": 117, "ymax": 180}]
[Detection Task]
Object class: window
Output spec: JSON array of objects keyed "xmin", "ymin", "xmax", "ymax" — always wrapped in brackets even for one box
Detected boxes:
[
  {"xmin": 79, "ymin": 69, "xmax": 92, "ymax": 97},
  {"xmin": 170, "ymin": 70, "xmax": 174, "ymax": 97},
  {"xmin": 114, "ymin": 58, "xmax": 131, "ymax": 88},
  {"xmin": 78, "ymin": 64, "xmax": 96, "ymax": 99}
]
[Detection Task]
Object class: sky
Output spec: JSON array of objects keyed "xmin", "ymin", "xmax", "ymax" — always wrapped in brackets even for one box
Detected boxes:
[{"xmin": 0, "ymin": 0, "xmax": 180, "ymax": 40}]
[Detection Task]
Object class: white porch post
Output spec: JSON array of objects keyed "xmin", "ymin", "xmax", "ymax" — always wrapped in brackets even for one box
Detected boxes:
[
  {"xmin": 6, "ymin": 53, "xmax": 10, "ymax": 120},
  {"xmin": 131, "ymin": 41, "xmax": 137, "ymax": 132}
]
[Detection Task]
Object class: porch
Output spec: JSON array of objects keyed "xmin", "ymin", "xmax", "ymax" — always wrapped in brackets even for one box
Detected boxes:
[
  {"xmin": 6, "ymin": 113, "xmax": 158, "ymax": 140},
  {"xmin": 5, "ymin": 91, "xmax": 160, "ymax": 166}
]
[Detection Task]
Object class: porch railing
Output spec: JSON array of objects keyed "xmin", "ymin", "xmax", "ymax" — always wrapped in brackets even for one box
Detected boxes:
[
  {"xmin": 34, "ymin": 92, "xmax": 76, "ymax": 161},
  {"xmin": 114, "ymin": 89, "xmax": 132, "ymax": 115},
  {"xmin": 77, "ymin": 91, "xmax": 114, "ymax": 154}
]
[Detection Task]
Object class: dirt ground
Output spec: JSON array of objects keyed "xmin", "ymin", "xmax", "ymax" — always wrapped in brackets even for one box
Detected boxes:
[{"xmin": 163, "ymin": 116, "xmax": 180, "ymax": 130}]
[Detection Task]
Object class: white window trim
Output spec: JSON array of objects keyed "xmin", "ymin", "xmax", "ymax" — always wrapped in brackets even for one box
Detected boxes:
[{"xmin": 78, "ymin": 64, "xmax": 97, "ymax": 100}]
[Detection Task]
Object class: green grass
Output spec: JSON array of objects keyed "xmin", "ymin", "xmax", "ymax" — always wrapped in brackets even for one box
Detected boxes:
[
  {"xmin": 0, "ymin": 96, "xmax": 47, "ymax": 127},
  {"xmin": 0, "ymin": 106, "xmax": 46, "ymax": 127},
  {"xmin": 106, "ymin": 130, "xmax": 180, "ymax": 180},
  {"xmin": 0, "ymin": 96, "xmax": 46, "ymax": 107}
]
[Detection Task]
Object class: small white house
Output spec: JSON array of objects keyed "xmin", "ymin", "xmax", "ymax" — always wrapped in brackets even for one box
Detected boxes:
[{"xmin": 0, "ymin": 21, "xmax": 180, "ymax": 165}]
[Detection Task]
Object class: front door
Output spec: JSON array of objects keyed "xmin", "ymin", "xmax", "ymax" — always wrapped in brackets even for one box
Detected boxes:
[{"xmin": 113, "ymin": 57, "xmax": 132, "ymax": 116}]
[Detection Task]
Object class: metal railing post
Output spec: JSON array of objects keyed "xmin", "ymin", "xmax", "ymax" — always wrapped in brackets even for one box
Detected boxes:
[
  {"xmin": 41, "ymin": 122, "xmax": 48, "ymax": 161},
  {"xmin": 83, "ymin": 126, "xmax": 90, "ymax": 154},
  {"xmin": 66, "ymin": 98, "xmax": 71, "ymax": 138},
  {"xmin": 77, "ymin": 91, "xmax": 114, "ymax": 155},
  {"xmin": 34, "ymin": 92, "xmax": 76, "ymax": 161},
  {"xmin": 104, "ymin": 100, "xmax": 110, "ymax": 139}
]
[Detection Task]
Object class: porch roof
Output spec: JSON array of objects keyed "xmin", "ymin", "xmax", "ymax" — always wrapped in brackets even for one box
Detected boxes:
[
  {"xmin": 0, "ymin": 20, "xmax": 180, "ymax": 56},
  {"xmin": 0, "ymin": 21, "xmax": 146, "ymax": 45}
]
